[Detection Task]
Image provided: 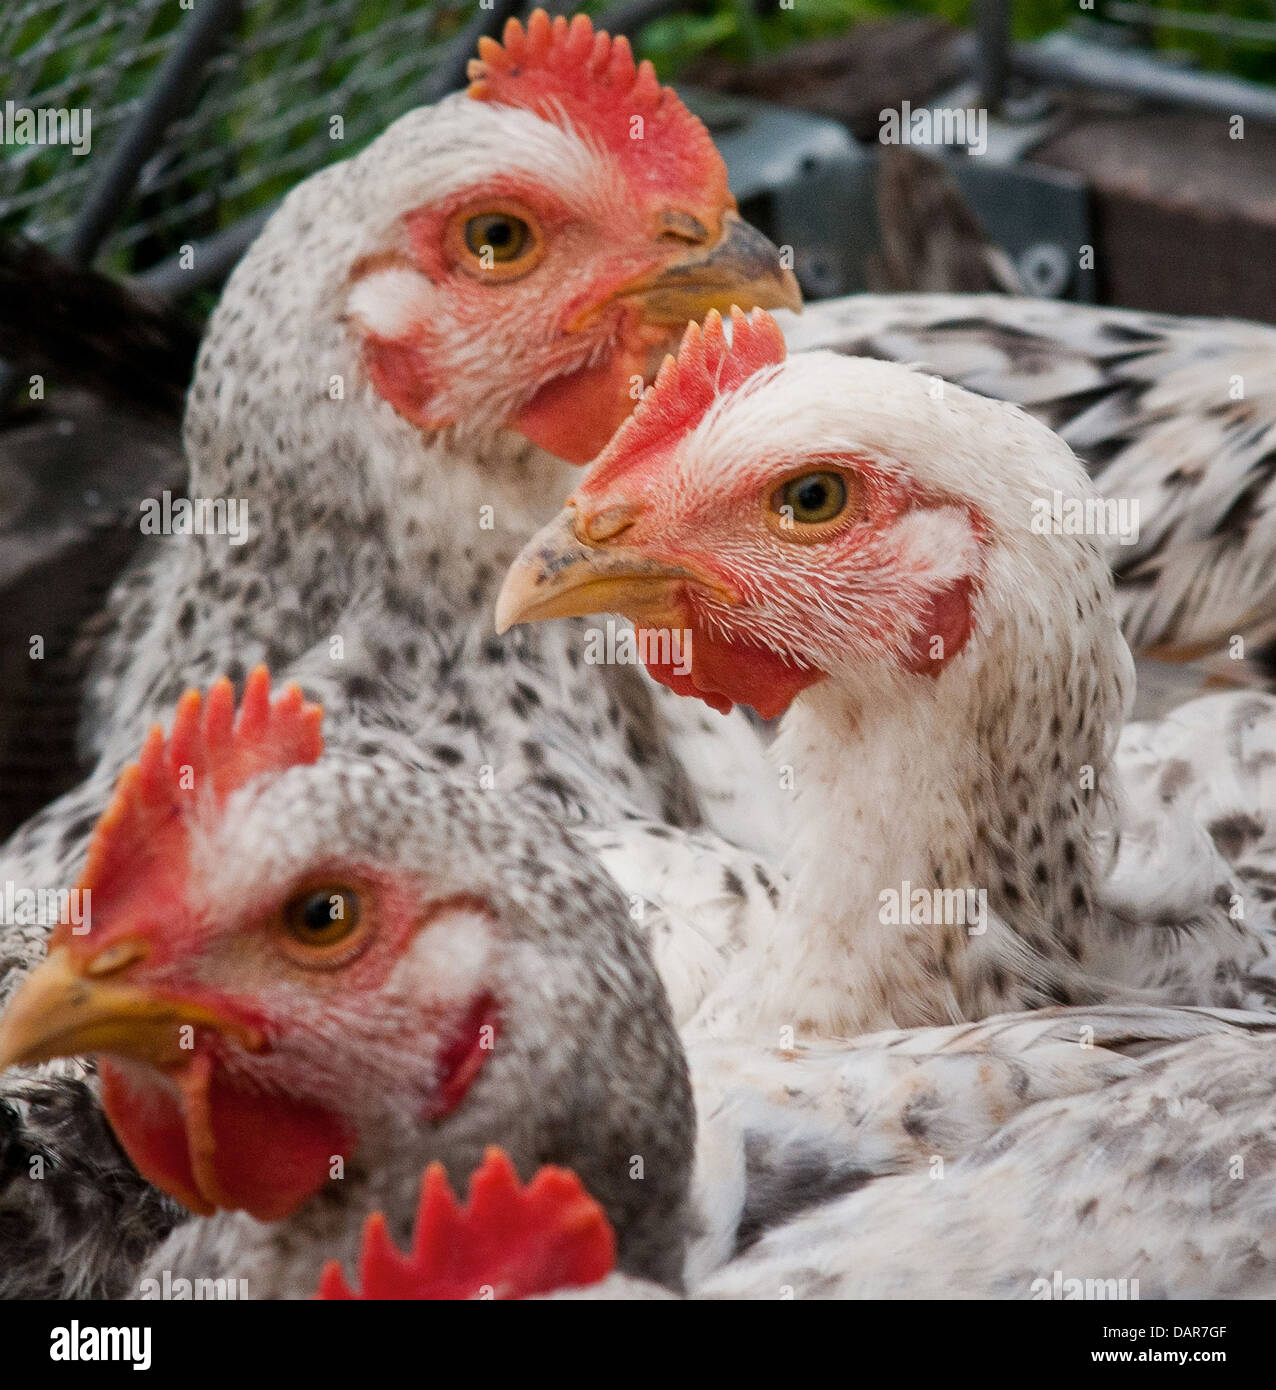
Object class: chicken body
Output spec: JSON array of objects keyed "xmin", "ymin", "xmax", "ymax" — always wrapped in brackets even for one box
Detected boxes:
[
  {"xmin": 698, "ymin": 1023, "xmax": 1276, "ymax": 1299},
  {"xmin": 351, "ymin": 1004, "xmax": 1276, "ymax": 1301}
]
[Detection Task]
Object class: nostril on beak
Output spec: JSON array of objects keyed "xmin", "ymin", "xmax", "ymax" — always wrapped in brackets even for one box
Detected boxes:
[
  {"xmin": 657, "ymin": 209, "xmax": 711, "ymax": 245},
  {"xmin": 83, "ymin": 939, "xmax": 147, "ymax": 979},
  {"xmin": 579, "ymin": 505, "xmax": 637, "ymax": 544}
]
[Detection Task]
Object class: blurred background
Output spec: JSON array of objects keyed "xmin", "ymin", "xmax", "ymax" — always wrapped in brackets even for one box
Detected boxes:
[{"xmin": 1, "ymin": 0, "xmax": 1275, "ymax": 833}]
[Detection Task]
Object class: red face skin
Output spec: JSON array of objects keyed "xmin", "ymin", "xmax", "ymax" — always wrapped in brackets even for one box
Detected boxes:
[
  {"xmin": 65, "ymin": 883, "xmax": 501, "ymax": 1223},
  {"xmin": 354, "ymin": 169, "xmax": 759, "ymax": 464},
  {"xmin": 358, "ymin": 179, "xmax": 696, "ymax": 463},
  {"xmin": 569, "ymin": 453, "xmax": 985, "ymax": 721}
]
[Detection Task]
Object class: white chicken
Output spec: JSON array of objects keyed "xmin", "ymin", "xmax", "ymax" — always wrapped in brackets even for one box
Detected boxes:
[{"xmin": 499, "ymin": 307, "xmax": 1276, "ymax": 1038}]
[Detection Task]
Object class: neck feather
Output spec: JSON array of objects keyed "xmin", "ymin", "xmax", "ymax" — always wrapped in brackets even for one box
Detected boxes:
[{"xmin": 701, "ymin": 592, "xmax": 1130, "ymax": 1040}]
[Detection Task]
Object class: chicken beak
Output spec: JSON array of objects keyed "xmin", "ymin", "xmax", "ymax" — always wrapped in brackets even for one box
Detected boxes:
[
  {"xmin": 617, "ymin": 211, "xmax": 802, "ymax": 326},
  {"xmin": 0, "ymin": 945, "xmax": 260, "ymax": 1072},
  {"xmin": 495, "ymin": 506, "xmax": 729, "ymax": 633}
]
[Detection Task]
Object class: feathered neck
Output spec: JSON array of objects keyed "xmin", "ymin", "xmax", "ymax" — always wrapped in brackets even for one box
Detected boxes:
[
  {"xmin": 695, "ymin": 545, "xmax": 1134, "ymax": 1042},
  {"xmin": 182, "ymin": 156, "xmax": 578, "ymax": 578}
]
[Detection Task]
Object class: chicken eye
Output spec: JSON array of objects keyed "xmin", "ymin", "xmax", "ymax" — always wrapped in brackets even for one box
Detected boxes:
[
  {"xmin": 282, "ymin": 887, "xmax": 361, "ymax": 951},
  {"xmin": 463, "ymin": 213, "xmax": 531, "ymax": 264},
  {"xmin": 771, "ymin": 471, "xmax": 849, "ymax": 528}
]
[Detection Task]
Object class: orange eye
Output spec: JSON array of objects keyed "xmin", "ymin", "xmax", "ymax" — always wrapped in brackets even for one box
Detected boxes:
[
  {"xmin": 765, "ymin": 469, "xmax": 856, "ymax": 540},
  {"xmin": 447, "ymin": 203, "xmax": 544, "ymax": 281},
  {"xmin": 279, "ymin": 885, "xmax": 366, "ymax": 966}
]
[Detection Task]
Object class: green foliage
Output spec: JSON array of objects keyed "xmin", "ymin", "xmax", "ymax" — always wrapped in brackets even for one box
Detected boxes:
[{"xmin": 639, "ymin": 0, "xmax": 1276, "ymax": 87}]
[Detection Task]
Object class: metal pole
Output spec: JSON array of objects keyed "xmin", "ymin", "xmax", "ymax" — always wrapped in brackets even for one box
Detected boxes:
[
  {"xmin": 976, "ymin": 0, "xmax": 1012, "ymax": 112},
  {"xmin": 63, "ymin": 0, "xmax": 244, "ymax": 267},
  {"xmin": 1012, "ymin": 30, "xmax": 1276, "ymax": 125}
]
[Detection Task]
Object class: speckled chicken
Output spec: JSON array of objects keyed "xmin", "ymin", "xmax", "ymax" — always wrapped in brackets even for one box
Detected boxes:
[
  {"xmin": 500, "ymin": 308, "xmax": 1276, "ymax": 1038},
  {"xmin": 0, "ymin": 671, "xmax": 694, "ymax": 1298},
  {"xmin": 308, "ymin": 1006, "xmax": 1276, "ymax": 1300},
  {"xmin": 16, "ymin": 681, "xmax": 1267, "ymax": 1301},
  {"xmin": 0, "ymin": 13, "xmax": 795, "ymax": 1296},
  {"xmin": 3, "ymin": 12, "xmax": 796, "ymax": 913}
]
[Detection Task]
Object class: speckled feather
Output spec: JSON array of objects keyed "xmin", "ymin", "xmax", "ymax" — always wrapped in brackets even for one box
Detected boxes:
[{"xmin": 548, "ymin": 1004, "xmax": 1276, "ymax": 1297}]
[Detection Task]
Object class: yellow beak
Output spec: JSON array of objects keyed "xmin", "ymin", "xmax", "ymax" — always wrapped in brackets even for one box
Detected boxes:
[
  {"xmin": 495, "ymin": 505, "xmax": 729, "ymax": 633},
  {"xmin": 0, "ymin": 945, "xmax": 260, "ymax": 1072},
  {"xmin": 608, "ymin": 210, "xmax": 802, "ymax": 328}
]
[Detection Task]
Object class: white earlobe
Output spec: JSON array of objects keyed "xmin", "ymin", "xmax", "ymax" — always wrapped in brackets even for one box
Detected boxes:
[
  {"xmin": 891, "ymin": 505, "xmax": 981, "ymax": 586},
  {"xmin": 347, "ymin": 266, "xmax": 434, "ymax": 342}
]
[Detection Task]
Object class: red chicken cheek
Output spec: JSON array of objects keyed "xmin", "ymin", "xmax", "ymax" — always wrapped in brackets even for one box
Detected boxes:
[
  {"xmin": 639, "ymin": 622, "xmax": 825, "ymax": 721},
  {"xmin": 362, "ymin": 336, "xmax": 446, "ymax": 430},
  {"xmin": 902, "ymin": 575, "xmax": 976, "ymax": 676},
  {"xmin": 101, "ymin": 1055, "xmax": 355, "ymax": 1223}
]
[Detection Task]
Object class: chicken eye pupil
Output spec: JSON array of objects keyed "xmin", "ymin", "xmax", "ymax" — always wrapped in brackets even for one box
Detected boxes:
[
  {"xmin": 797, "ymin": 479, "xmax": 827, "ymax": 511},
  {"xmin": 301, "ymin": 893, "xmax": 338, "ymax": 932},
  {"xmin": 780, "ymin": 471, "xmax": 848, "ymax": 525},
  {"xmin": 284, "ymin": 886, "xmax": 361, "ymax": 949},
  {"xmin": 465, "ymin": 213, "xmax": 529, "ymax": 262}
]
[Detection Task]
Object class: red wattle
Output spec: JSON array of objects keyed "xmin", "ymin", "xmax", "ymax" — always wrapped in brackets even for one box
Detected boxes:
[
  {"xmin": 513, "ymin": 342, "xmax": 645, "ymax": 464},
  {"xmin": 101, "ymin": 1061, "xmax": 212, "ymax": 1216},
  {"xmin": 639, "ymin": 623, "xmax": 824, "ymax": 720},
  {"xmin": 101, "ymin": 1055, "xmax": 354, "ymax": 1222}
]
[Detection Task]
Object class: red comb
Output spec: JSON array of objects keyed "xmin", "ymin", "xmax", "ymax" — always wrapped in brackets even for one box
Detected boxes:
[
  {"xmin": 316, "ymin": 1147, "xmax": 616, "ymax": 1301},
  {"xmin": 66, "ymin": 667, "xmax": 323, "ymax": 931},
  {"xmin": 585, "ymin": 306, "xmax": 787, "ymax": 490},
  {"xmin": 467, "ymin": 10, "xmax": 726, "ymax": 207}
]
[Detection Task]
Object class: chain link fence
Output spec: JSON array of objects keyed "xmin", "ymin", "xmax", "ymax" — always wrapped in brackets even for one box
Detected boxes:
[{"xmin": 0, "ymin": 0, "xmax": 529, "ymax": 279}]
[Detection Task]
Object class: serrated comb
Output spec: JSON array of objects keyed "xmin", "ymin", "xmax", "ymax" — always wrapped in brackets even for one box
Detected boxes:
[
  {"xmin": 467, "ymin": 10, "xmax": 726, "ymax": 207},
  {"xmin": 60, "ymin": 667, "xmax": 324, "ymax": 943},
  {"xmin": 316, "ymin": 1146, "xmax": 616, "ymax": 1301},
  {"xmin": 582, "ymin": 305, "xmax": 788, "ymax": 493}
]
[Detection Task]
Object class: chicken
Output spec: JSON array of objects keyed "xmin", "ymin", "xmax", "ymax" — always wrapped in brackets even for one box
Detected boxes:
[
  {"xmin": 0, "ymin": 13, "xmax": 794, "ymax": 1294},
  {"xmin": 316, "ymin": 1009, "xmax": 1276, "ymax": 1300},
  {"xmin": 0, "ymin": 670, "xmax": 694, "ymax": 1298},
  {"xmin": 498, "ymin": 308, "xmax": 1276, "ymax": 1038},
  {"xmin": 777, "ymin": 294, "xmax": 1276, "ymax": 676}
]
